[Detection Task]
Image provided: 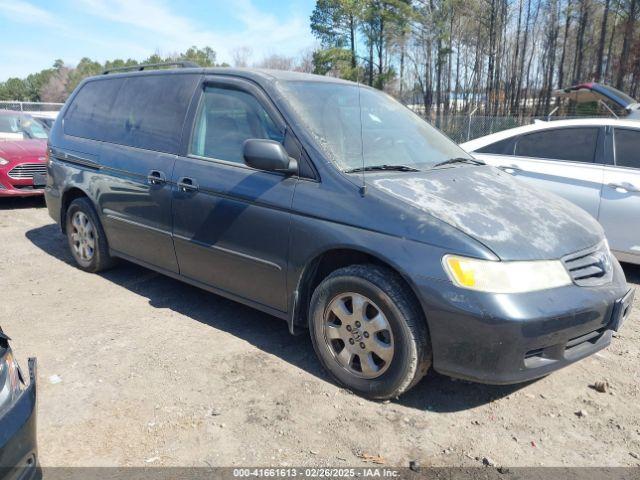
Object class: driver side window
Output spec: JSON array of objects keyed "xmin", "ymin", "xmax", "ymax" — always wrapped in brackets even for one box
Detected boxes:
[{"xmin": 190, "ymin": 86, "xmax": 284, "ymax": 164}]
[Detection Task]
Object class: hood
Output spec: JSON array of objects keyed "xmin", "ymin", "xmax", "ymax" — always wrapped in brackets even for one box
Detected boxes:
[
  {"xmin": 370, "ymin": 166, "xmax": 603, "ymax": 261},
  {"xmin": 0, "ymin": 139, "xmax": 47, "ymax": 160}
]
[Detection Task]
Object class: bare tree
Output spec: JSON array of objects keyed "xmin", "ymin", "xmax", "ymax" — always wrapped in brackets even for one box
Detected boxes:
[
  {"xmin": 231, "ymin": 46, "xmax": 253, "ymax": 68},
  {"xmin": 39, "ymin": 67, "xmax": 70, "ymax": 103},
  {"xmin": 616, "ymin": 0, "xmax": 639, "ymax": 88},
  {"xmin": 255, "ymin": 54, "xmax": 295, "ymax": 70}
]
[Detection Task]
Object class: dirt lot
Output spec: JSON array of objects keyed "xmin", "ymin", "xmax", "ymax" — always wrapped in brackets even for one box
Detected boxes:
[{"xmin": 1, "ymin": 197, "xmax": 639, "ymax": 468}]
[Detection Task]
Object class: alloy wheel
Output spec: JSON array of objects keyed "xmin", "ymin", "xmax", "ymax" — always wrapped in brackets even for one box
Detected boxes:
[
  {"xmin": 70, "ymin": 211, "xmax": 96, "ymax": 262},
  {"xmin": 323, "ymin": 292, "xmax": 394, "ymax": 379}
]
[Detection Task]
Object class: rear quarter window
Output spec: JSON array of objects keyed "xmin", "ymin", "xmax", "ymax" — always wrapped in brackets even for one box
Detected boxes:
[
  {"xmin": 64, "ymin": 74, "xmax": 199, "ymax": 154},
  {"xmin": 475, "ymin": 137, "xmax": 516, "ymax": 155},
  {"xmin": 64, "ymin": 79, "xmax": 121, "ymax": 141}
]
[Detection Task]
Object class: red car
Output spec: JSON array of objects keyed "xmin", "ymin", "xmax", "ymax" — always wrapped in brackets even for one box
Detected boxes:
[{"xmin": 0, "ymin": 110, "xmax": 49, "ymax": 197}]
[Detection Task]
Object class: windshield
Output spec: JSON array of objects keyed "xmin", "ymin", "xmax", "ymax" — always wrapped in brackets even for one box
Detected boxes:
[
  {"xmin": 0, "ymin": 113, "xmax": 49, "ymax": 140},
  {"xmin": 278, "ymin": 81, "xmax": 470, "ymax": 172}
]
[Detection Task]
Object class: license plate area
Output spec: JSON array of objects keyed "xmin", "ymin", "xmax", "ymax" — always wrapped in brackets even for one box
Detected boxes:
[
  {"xmin": 610, "ymin": 288, "xmax": 635, "ymax": 332},
  {"xmin": 32, "ymin": 172, "xmax": 47, "ymax": 188}
]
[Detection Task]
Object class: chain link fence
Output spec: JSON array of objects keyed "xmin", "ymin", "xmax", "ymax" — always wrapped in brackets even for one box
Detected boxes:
[
  {"xmin": 0, "ymin": 101, "xmax": 64, "ymax": 112},
  {"xmin": 0, "ymin": 101, "xmax": 614, "ymax": 143},
  {"xmin": 436, "ymin": 115, "xmax": 541, "ymax": 143},
  {"xmin": 442, "ymin": 114, "xmax": 618, "ymax": 143},
  {"xmin": 407, "ymin": 105, "xmax": 617, "ymax": 144}
]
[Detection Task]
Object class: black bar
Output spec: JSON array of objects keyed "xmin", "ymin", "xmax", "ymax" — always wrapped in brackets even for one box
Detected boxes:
[{"xmin": 102, "ymin": 61, "xmax": 201, "ymax": 75}]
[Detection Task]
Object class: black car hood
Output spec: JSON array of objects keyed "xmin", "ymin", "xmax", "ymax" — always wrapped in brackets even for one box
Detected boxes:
[{"xmin": 370, "ymin": 166, "xmax": 603, "ymax": 261}]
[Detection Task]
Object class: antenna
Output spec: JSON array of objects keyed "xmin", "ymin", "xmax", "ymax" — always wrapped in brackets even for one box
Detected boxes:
[{"xmin": 356, "ymin": 61, "xmax": 366, "ymax": 196}]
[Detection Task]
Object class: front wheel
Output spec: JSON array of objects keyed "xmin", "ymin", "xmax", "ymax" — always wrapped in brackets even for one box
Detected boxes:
[{"xmin": 309, "ymin": 265, "xmax": 431, "ymax": 400}]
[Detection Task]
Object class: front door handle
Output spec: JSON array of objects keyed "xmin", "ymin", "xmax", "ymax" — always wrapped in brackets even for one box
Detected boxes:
[
  {"xmin": 607, "ymin": 182, "xmax": 640, "ymax": 193},
  {"xmin": 177, "ymin": 177, "xmax": 199, "ymax": 192},
  {"xmin": 147, "ymin": 170, "xmax": 167, "ymax": 185}
]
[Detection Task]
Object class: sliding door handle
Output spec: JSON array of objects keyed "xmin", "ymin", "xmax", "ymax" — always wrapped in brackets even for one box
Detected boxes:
[
  {"xmin": 177, "ymin": 177, "xmax": 199, "ymax": 192},
  {"xmin": 147, "ymin": 170, "xmax": 167, "ymax": 185}
]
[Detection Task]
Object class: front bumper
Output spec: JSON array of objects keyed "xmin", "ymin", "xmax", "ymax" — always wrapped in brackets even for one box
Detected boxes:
[
  {"xmin": 0, "ymin": 186, "xmax": 44, "ymax": 198},
  {"xmin": 417, "ymin": 259, "xmax": 633, "ymax": 384},
  {"xmin": 0, "ymin": 358, "xmax": 39, "ymax": 480},
  {"xmin": 0, "ymin": 165, "xmax": 46, "ymax": 198}
]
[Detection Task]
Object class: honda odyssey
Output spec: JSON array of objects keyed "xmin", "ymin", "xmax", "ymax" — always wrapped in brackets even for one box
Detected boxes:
[{"xmin": 44, "ymin": 65, "xmax": 634, "ymax": 399}]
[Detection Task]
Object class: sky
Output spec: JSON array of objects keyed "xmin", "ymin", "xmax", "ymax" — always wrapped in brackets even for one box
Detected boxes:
[{"xmin": 0, "ymin": 0, "xmax": 318, "ymax": 81}]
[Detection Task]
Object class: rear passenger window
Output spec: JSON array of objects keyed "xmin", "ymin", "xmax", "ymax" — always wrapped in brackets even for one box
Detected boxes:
[
  {"xmin": 108, "ymin": 75, "xmax": 198, "ymax": 153},
  {"xmin": 614, "ymin": 128, "xmax": 640, "ymax": 169},
  {"xmin": 515, "ymin": 127, "xmax": 599, "ymax": 163},
  {"xmin": 64, "ymin": 74, "xmax": 199, "ymax": 154},
  {"xmin": 190, "ymin": 87, "xmax": 284, "ymax": 164}
]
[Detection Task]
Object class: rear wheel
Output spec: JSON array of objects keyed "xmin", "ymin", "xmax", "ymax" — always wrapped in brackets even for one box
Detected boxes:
[
  {"xmin": 65, "ymin": 198, "xmax": 115, "ymax": 272},
  {"xmin": 309, "ymin": 264, "xmax": 431, "ymax": 400}
]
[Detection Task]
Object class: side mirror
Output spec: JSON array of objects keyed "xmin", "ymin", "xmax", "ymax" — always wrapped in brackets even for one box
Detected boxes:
[{"xmin": 243, "ymin": 139, "xmax": 298, "ymax": 175}]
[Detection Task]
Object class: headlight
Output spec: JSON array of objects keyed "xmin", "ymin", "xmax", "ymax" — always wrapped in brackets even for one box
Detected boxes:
[
  {"xmin": 443, "ymin": 255, "xmax": 572, "ymax": 293},
  {"xmin": 0, "ymin": 157, "xmax": 9, "ymax": 166},
  {"xmin": 0, "ymin": 350, "xmax": 25, "ymax": 411}
]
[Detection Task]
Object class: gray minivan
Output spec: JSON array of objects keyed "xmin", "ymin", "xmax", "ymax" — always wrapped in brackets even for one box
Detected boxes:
[{"xmin": 44, "ymin": 65, "xmax": 634, "ymax": 399}]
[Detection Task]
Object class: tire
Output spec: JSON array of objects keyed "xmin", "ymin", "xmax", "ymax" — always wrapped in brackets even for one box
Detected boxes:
[
  {"xmin": 65, "ymin": 197, "xmax": 115, "ymax": 273},
  {"xmin": 309, "ymin": 264, "xmax": 431, "ymax": 400}
]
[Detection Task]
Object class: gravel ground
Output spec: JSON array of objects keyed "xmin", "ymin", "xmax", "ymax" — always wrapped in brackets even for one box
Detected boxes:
[{"xmin": 1, "ymin": 196, "xmax": 639, "ymax": 468}]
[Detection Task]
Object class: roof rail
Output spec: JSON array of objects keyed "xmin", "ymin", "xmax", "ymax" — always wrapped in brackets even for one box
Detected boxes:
[{"xmin": 102, "ymin": 61, "xmax": 201, "ymax": 75}]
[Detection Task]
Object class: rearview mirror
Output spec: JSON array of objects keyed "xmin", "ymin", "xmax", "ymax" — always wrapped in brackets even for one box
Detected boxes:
[{"xmin": 243, "ymin": 139, "xmax": 298, "ymax": 175}]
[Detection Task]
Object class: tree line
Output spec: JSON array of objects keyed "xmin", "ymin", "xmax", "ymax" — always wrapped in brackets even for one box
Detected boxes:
[
  {"xmin": 0, "ymin": 47, "xmax": 225, "ymax": 103},
  {"xmin": 0, "ymin": 44, "xmax": 317, "ymax": 104},
  {"xmin": 309, "ymin": 0, "xmax": 640, "ymax": 117},
  {"xmin": 3, "ymin": 0, "xmax": 640, "ymax": 119}
]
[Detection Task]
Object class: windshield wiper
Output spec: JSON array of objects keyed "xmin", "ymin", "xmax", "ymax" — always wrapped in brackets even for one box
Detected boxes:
[
  {"xmin": 432, "ymin": 157, "xmax": 485, "ymax": 168},
  {"xmin": 345, "ymin": 164, "xmax": 420, "ymax": 173}
]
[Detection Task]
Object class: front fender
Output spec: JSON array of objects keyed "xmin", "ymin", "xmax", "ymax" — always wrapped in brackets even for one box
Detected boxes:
[{"xmin": 286, "ymin": 214, "xmax": 458, "ymax": 333}]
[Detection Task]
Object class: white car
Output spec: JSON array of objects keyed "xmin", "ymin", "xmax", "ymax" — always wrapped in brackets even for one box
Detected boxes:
[
  {"xmin": 461, "ymin": 118, "xmax": 640, "ymax": 265},
  {"xmin": 24, "ymin": 111, "xmax": 58, "ymax": 130}
]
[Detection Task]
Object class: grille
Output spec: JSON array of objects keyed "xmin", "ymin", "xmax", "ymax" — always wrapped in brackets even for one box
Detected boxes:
[
  {"xmin": 8, "ymin": 163, "xmax": 47, "ymax": 180},
  {"xmin": 524, "ymin": 326, "xmax": 608, "ymax": 367},
  {"xmin": 565, "ymin": 327, "xmax": 607, "ymax": 351},
  {"xmin": 562, "ymin": 241, "xmax": 613, "ymax": 287}
]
